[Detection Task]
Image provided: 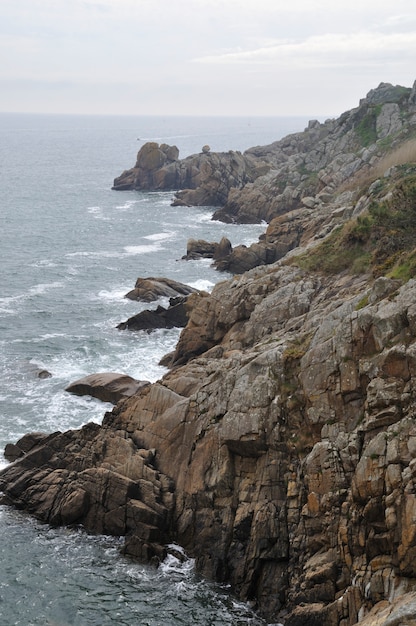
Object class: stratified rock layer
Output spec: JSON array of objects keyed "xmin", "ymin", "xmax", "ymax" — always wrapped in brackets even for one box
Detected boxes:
[{"xmin": 125, "ymin": 277, "xmax": 196, "ymax": 302}]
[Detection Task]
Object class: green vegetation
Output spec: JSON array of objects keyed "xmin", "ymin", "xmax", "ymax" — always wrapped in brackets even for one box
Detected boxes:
[
  {"xmin": 291, "ymin": 174, "xmax": 416, "ymax": 281},
  {"xmin": 355, "ymin": 295, "xmax": 369, "ymax": 310},
  {"xmin": 356, "ymin": 107, "xmax": 380, "ymax": 147}
]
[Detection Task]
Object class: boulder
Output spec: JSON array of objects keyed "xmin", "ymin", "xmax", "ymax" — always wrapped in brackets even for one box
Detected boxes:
[
  {"xmin": 117, "ymin": 296, "xmax": 189, "ymax": 332},
  {"xmin": 65, "ymin": 373, "xmax": 150, "ymax": 404},
  {"xmin": 183, "ymin": 237, "xmax": 232, "ymax": 261},
  {"xmin": 125, "ymin": 277, "xmax": 196, "ymax": 302}
]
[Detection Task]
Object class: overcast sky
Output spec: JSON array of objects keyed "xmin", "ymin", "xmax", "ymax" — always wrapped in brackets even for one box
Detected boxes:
[{"xmin": 1, "ymin": 0, "xmax": 415, "ymax": 117}]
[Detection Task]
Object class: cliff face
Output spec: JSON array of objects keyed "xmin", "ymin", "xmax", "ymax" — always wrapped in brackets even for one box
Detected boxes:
[{"xmin": 3, "ymin": 82, "xmax": 416, "ymax": 625}]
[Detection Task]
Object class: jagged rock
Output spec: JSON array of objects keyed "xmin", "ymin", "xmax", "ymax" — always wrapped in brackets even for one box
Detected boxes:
[
  {"xmin": 113, "ymin": 83, "xmax": 416, "ymax": 228},
  {"xmin": 125, "ymin": 277, "xmax": 196, "ymax": 302},
  {"xmin": 4, "ymin": 81, "xmax": 416, "ymax": 626},
  {"xmin": 362, "ymin": 82, "xmax": 411, "ymax": 105},
  {"xmin": 65, "ymin": 373, "xmax": 150, "ymax": 404},
  {"xmin": 113, "ymin": 143, "xmax": 264, "ymax": 207},
  {"xmin": 0, "ymin": 422, "xmax": 174, "ymax": 562},
  {"xmin": 117, "ymin": 296, "xmax": 189, "ymax": 331},
  {"xmin": 183, "ymin": 238, "xmax": 217, "ymax": 259},
  {"xmin": 183, "ymin": 237, "xmax": 232, "ymax": 261},
  {"xmin": 4, "ymin": 432, "xmax": 49, "ymax": 462},
  {"xmin": 357, "ymin": 591, "xmax": 416, "ymax": 625},
  {"xmin": 5, "ymin": 261, "xmax": 416, "ymax": 623}
]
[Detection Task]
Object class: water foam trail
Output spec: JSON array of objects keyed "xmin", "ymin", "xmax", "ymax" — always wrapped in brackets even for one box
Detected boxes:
[
  {"xmin": 123, "ymin": 243, "xmax": 163, "ymax": 255},
  {"xmin": 142, "ymin": 231, "xmax": 175, "ymax": 241}
]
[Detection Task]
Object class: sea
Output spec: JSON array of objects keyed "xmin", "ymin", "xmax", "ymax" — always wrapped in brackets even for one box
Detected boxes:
[{"xmin": 0, "ymin": 112, "xmax": 315, "ymax": 625}]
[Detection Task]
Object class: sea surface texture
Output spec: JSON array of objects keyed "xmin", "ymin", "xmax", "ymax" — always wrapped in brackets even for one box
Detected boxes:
[{"xmin": 0, "ymin": 113, "xmax": 311, "ymax": 625}]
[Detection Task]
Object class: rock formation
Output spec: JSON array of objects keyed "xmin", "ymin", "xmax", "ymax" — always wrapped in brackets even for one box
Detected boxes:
[
  {"xmin": 3, "ymin": 81, "xmax": 416, "ymax": 625},
  {"xmin": 113, "ymin": 81, "xmax": 416, "ymax": 229},
  {"xmin": 65, "ymin": 372, "xmax": 150, "ymax": 404},
  {"xmin": 183, "ymin": 236, "xmax": 232, "ymax": 261},
  {"xmin": 124, "ymin": 276, "xmax": 196, "ymax": 302},
  {"xmin": 117, "ymin": 296, "xmax": 190, "ymax": 332},
  {"xmin": 112, "ymin": 141, "xmax": 267, "ymax": 207}
]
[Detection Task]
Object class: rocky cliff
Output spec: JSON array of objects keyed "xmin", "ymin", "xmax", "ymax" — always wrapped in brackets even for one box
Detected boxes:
[
  {"xmin": 3, "ymin": 82, "xmax": 416, "ymax": 625},
  {"xmin": 113, "ymin": 82, "xmax": 416, "ymax": 227}
]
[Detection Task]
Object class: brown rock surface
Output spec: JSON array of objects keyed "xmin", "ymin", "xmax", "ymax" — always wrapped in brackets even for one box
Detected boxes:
[
  {"xmin": 3, "ymin": 81, "xmax": 416, "ymax": 626},
  {"xmin": 5, "ymin": 264, "xmax": 416, "ymax": 623},
  {"xmin": 65, "ymin": 372, "xmax": 150, "ymax": 404},
  {"xmin": 113, "ymin": 142, "xmax": 264, "ymax": 208},
  {"xmin": 125, "ymin": 277, "xmax": 197, "ymax": 302}
]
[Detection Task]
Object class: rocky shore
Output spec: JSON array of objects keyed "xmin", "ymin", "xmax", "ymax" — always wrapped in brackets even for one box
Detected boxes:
[{"xmin": 2, "ymin": 81, "xmax": 416, "ymax": 625}]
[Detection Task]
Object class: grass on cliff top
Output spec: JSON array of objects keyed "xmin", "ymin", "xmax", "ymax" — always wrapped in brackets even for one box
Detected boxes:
[{"xmin": 292, "ymin": 173, "xmax": 416, "ymax": 281}]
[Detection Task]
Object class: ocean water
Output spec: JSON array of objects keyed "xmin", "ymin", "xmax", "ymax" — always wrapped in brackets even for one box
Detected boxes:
[{"xmin": 0, "ymin": 113, "xmax": 312, "ymax": 625}]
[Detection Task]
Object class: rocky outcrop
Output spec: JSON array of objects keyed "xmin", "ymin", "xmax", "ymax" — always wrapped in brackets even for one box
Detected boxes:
[
  {"xmin": 117, "ymin": 296, "xmax": 190, "ymax": 332},
  {"xmin": 3, "ymin": 81, "xmax": 416, "ymax": 626},
  {"xmin": 113, "ymin": 82, "xmax": 416, "ymax": 227},
  {"xmin": 125, "ymin": 277, "xmax": 196, "ymax": 302},
  {"xmin": 216, "ymin": 82, "xmax": 416, "ymax": 224},
  {"xmin": 4, "ymin": 432, "xmax": 49, "ymax": 462},
  {"xmin": 183, "ymin": 236, "xmax": 232, "ymax": 261},
  {"xmin": 0, "ymin": 422, "xmax": 174, "ymax": 562},
  {"xmin": 65, "ymin": 372, "xmax": 150, "ymax": 404},
  {"xmin": 113, "ymin": 142, "xmax": 266, "ymax": 207}
]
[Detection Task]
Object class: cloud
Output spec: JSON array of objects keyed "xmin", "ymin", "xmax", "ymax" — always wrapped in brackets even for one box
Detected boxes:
[
  {"xmin": 0, "ymin": 0, "xmax": 415, "ymax": 115},
  {"xmin": 193, "ymin": 31, "xmax": 416, "ymax": 69}
]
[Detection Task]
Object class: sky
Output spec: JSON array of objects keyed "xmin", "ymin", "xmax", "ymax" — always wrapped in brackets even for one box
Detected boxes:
[{"xmin": 1, "ymin": 0, "xmax": 415, "ymax": 118}]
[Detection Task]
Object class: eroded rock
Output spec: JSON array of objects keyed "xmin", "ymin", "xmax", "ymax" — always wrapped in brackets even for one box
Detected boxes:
[
  {"xmin": 125, "ymin": 277, "xmax": 196, "ymax": 302},
  {"xmin": 65, "ymin": 372, "xmax": 150, "ymax": 404}
]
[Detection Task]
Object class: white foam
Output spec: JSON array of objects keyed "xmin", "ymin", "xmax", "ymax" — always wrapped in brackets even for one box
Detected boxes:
[
  {"xmin": 115, "ymin": 200, "xmax": 139, "ymax": 210},
  {"xmin": 142, "ymin": 231, "xmax": 175, "ymax": 242},
  {"xmin": 66, "ymin": 250, "xmax": 127, "ymax": 259},
  {"xmin": 11, "ymin": 333, "xmax": 68, "ymax": 345},
  {"xmin": 123, "ymin": 243, "xmax": 162, "ymax": 255},
  {"xmin": 160, "ymin": 546, "xmax": 195, "ymax": 578},
  {"xmin": 28, "ymin": 259, "xmax": 58, "ymax": 268},
  {"xmin": 188, "ymin": 279, "xmax": 214, "ymax": 292},
  {"xmin": 87, "ymin": 206, "xmax": 110, "ymax": 221},
  {"xmin": 0, "ymin": 282, "xmax": 64, "ymax": 315},
  {"xmin": 94, "ymin": 287, "xmax": 131, "ymax": 302},
  {"xmin": 29, "ymin": 282, "xmax": 64, "ymax": 296}
]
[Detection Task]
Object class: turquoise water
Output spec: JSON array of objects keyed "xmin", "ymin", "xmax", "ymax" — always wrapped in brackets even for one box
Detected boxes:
[{"xmin": 0, "ymin": 113, "xmax": 310, "ymax": 625}]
